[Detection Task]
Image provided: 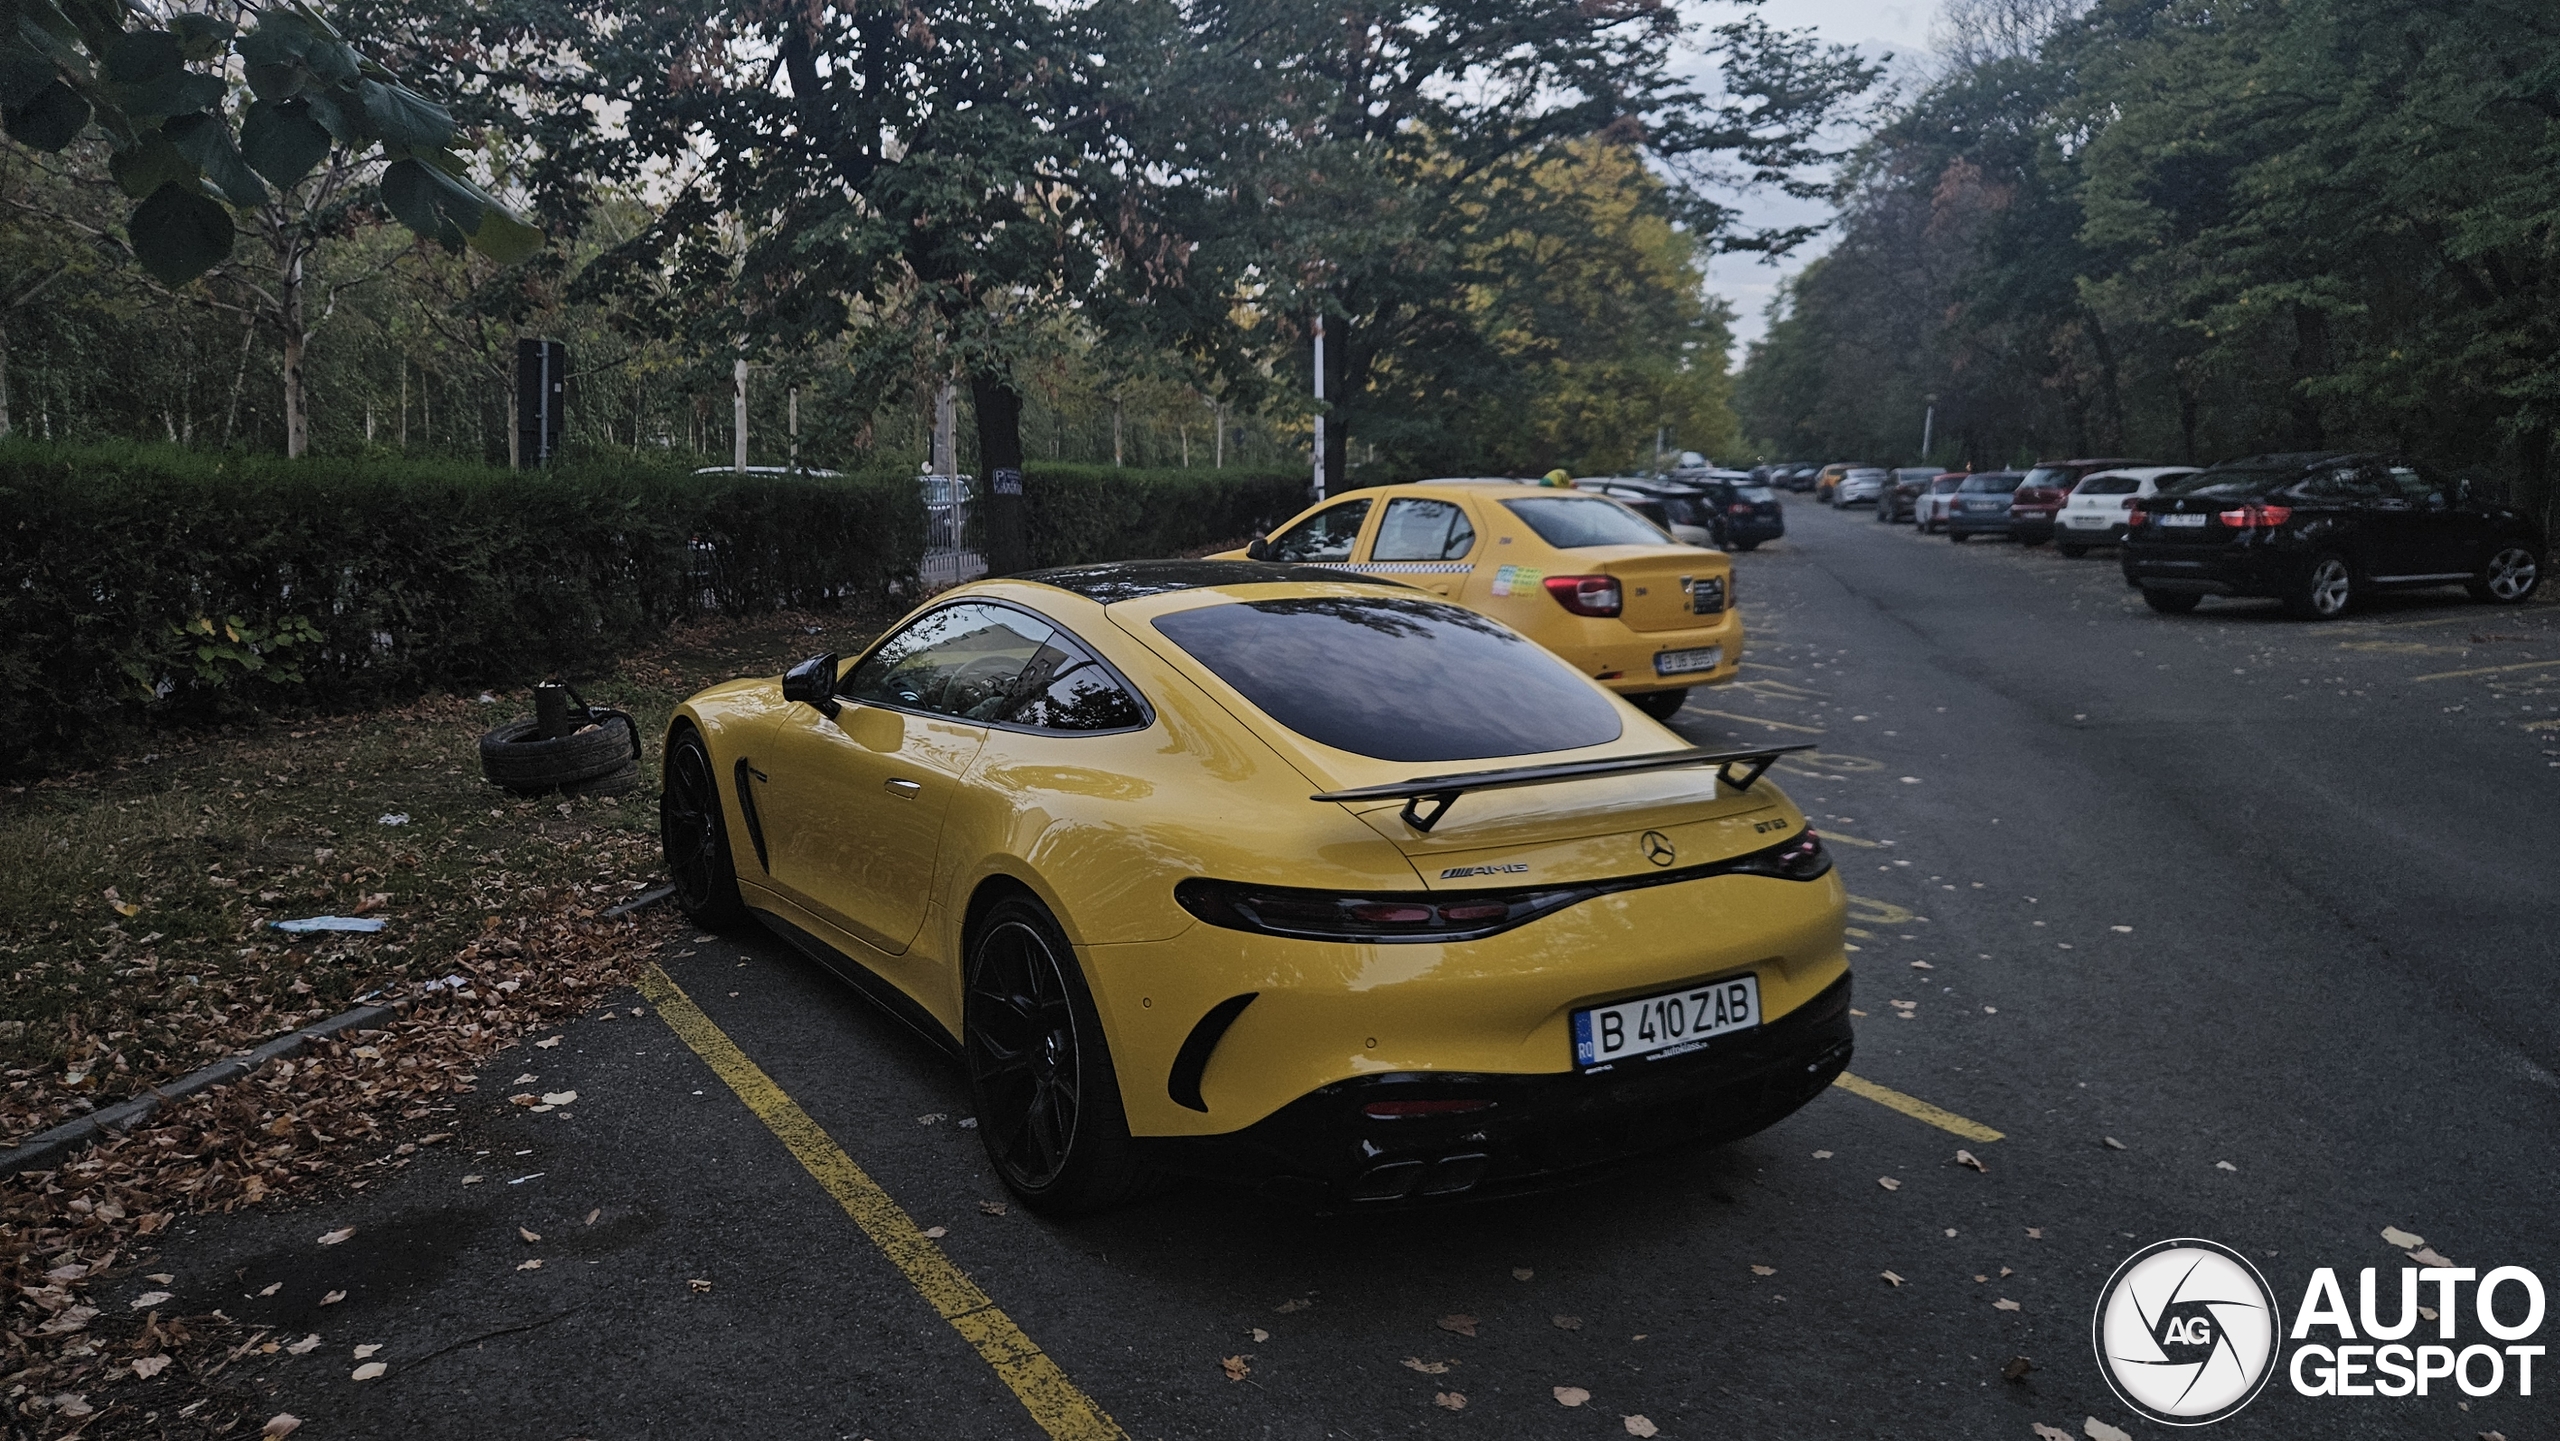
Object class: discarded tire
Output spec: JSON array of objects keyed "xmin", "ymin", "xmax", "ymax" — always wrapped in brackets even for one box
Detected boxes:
[
  {"xmin": 478, "ymin": 712, "xmax": 639, "ymax": 795},
  {"xmin": 561, "ymin": 758, "xmax": 642, "ymax": 797}
]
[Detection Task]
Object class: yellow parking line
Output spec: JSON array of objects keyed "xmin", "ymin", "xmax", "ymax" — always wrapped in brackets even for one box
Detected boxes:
[
  {"xmin": 1823, "ymin": 830, "xmax": 1883, "ymax": 849},
  {"xmin": 1832, "ymin": 1071, "xmax": 2005, "ymax": 1143},
  {"xmin": 637, "ymin": 964, "xmax": 1127, "ymax": 1441},
  {"xmin": 2415, "ymin": 658, "xmax": 2560, "ymax": 682},
  {"xmin": 1690, "ymin": 709, "xmax": 1826, "ymax": 735}
]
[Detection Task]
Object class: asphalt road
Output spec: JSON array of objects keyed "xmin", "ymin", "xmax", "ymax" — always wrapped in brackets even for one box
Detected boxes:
[{"xmin": 133, "ymin": 503, "xmax": 2560, "ymax": 1440}]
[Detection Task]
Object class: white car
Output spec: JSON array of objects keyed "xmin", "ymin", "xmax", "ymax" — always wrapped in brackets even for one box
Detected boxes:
[
  {"xmin": 1833, "ymin": 467, "xmax": 1891, "ymax": 507},
  {"xmin": 1914, "ymin": 473, "xmax": 1968, "ymax": 533},
  {"xmin": 2056, "ymin": 466, "xmax": 2201, "ymax": 555}
]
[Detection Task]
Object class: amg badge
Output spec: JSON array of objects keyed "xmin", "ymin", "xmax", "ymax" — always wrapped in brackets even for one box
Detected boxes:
[{"xmin": 1440, "ymin": 863, "xmax": 1530, "ymax": 879}]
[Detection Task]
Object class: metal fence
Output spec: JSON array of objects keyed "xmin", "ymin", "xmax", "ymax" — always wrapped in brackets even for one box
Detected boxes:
[{"xmin": 919, "ymin": 473, "xmax": 987, "ymax": 591}]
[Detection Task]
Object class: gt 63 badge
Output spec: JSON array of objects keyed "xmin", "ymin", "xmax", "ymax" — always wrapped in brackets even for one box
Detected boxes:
[{"xmin": 2093, "ymin": 1238, "xmax": 2282, "ymax": 1425}]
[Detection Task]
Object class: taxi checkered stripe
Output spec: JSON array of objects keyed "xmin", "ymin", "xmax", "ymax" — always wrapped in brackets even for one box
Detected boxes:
[{"xmin": 1307, "ymin": 561, "xmax": 1477, "ymax": 574}]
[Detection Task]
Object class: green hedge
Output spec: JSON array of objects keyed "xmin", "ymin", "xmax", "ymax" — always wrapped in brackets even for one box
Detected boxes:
[
  {"xmin": 0, "ymin": 442, "xmax": 926, "ymax": 772},
  {"xmin": 1021, "ymin": 463, "xmax": 1308, "ymax": 566}
]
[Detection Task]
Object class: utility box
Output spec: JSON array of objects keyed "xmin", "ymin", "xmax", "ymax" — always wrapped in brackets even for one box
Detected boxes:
[{"xmin": 515, "ymin": 338, "xmax": 566, "ymax": 466}]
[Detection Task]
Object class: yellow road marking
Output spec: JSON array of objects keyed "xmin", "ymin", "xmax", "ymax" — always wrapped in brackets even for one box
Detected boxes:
[
  {"xmin": 1691, "ymin": 708, "xmax": 1826, "ymax": 735},
  {"xmin": 1846, "ymin": 894, "xmax": 1916, "ymax": 925},
  {"xmin": 1823, "ymin": 830, "xmax": 1883, "ymax": 849},
  {"xmin": 2524, "ymin": 719, "xmax": 2560, "ymax": 732},
  {"xmin": 2415, "ymin": 658, "xmax": 2560, "ymax": 682},
  {"xmin": 1740, "ymin": 661, "xmax": 1796, "ymax": 671},
  {"xmin": 637, "ymin": 964, "xmax": 1127, "ymax": 1441},
  {"xmin": 2356, "ymin": 614, "xmax": 2485, "ymax": 630},
  {"xmin": 1832, "ymin": 1072, "xmax": 2005, "ymax": 1143}
]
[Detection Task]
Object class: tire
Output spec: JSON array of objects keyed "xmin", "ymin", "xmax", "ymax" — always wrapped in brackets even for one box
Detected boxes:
[
  {"xmin": 2141, "ymin": 588, "xmax": 2202, "ymax": 615},
  {"xmin": 2058, "ymin": 543, "xmax": 2089, "ymax": 559},
  {"xmin": 563, "ymin": 758, "xmax": 642, "ymax": 797},
  {"xmin": 2468, "ymin": 544, "xmax": 2542, "ymax": 604},
  {"xmin": 1919, "ymin": 514, "xmax": 1935, "ymax": 535},
  {"xmin": 2284, "ymin": 553, "xmax": 2355, "ymax": 620},
  {"xmin": 1733, "ymin": 540, "xmax": 1760, "ymax": 552},
  {"xmin": 1950, "ymin": 532, "xmax": 1971, "ymax": 544},
  {"xmin": 659, "ymin": 728, "xmax": 748, "ymax": 931},
  {"xmin": 966, "ymin": 895, "xmax": 1146, "ymax": 1215},
  {"xmin": 479, "ymin": 713, "xmax": 637, "ymax": 794},
  {"xmin": 1630, "ymin": 689, "xmax": 1687, "ymax": 721}
]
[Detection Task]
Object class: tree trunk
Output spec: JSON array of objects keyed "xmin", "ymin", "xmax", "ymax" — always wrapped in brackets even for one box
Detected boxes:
[
  {"xmin": 2288, "ymin": 305, "xmax": 2329, "ymax": 449},
  {"xmin": 972, "ymin": 369, "xmax": 1030, "ymax": 575},
  {"xmin": 223, "ymin": 311, "xmax": 255, "ymax": 446},
  {"xmin": 2080, "ymin": 306, "xmax": 2126, "ymax": 453},
  {"xmin": 0, "ymin": 312, "xmax": 11, "ymax": 438},
  {"xmin": 281, "ymin": 248, "xmax": 308, "ymax": 458}
]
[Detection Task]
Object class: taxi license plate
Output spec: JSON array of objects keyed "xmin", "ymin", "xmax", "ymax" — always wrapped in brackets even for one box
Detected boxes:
[
  {"xmin": 1653, "ymin": 646, "xmax": 1721, "ymax": 676},
  {"xmin": 1574, "ymin": 975, "xmax": 1759, "ymax": 1069},
  {"xmin": 2160, "ymin": 513, "xmax": 2208, "ymax": 527}
]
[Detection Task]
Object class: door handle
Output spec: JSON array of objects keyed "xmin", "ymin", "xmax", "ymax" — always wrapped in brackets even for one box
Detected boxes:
[{"xmin": 883, "ymin": 777, "xmax": 922, "ymax": 798}]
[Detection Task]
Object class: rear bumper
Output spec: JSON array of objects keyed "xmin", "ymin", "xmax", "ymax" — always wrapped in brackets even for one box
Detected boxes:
[
  {"xmin": 1592, "ymin": 612, "xmax": 1744, "ymax": 692},
  {"xmin": 1725, "ymin": 518, "xmax": 1785, "ymax": 543},
  {"xmin": 2058, "ymin": 518, "xmax": 2129, "ymax": 543},
  {"xmin": 2121, "ymin": 543, "xmax": 2292, "ymax": 595},
  {"xmin": 1945, "ymin": 511, "xmax": 2016, "ymax": 535},
  {"xmin": 1139, "ymin": 971, "xmax": 1856, "ymax": 1205}
]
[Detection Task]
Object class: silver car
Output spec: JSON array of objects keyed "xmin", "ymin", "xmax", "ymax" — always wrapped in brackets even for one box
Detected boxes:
[{"xmin": 1833, "ymin": 467, "xmax": 1891, "ymax": 507}]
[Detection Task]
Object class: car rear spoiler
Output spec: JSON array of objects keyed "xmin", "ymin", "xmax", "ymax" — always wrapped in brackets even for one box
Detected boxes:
[{"xmin": 1309, "ymin": 743, "xmax": 1817, "ymax": 833}]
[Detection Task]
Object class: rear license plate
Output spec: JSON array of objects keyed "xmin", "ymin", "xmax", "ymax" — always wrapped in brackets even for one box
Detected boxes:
[
  {"xmin": 2160, "ymin": 513, "xmax": 2208, "ymax": 527},
  {"xmin": 1654, "ymin": 646, "xmax": 1721, "ymax": 677},
  {"xmin": 1575, "ymin": 975, "xmax": 1760, "ymax": 1069},
  {"xmin": 2067, "ymin": 513, "xmax": 2107, "ymax": 527}
]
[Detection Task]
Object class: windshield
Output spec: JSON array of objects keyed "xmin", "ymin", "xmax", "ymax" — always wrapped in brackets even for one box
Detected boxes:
[
  {"xmin": 1739, "ymin": 487, "xmax": 1776, "ymax": 502},
  {"xmin": 1960, "ymin": 473, "xmax": 2024, "ymax": 493},
  {"xmin": 2158, "ymin": 468, "xmax": 2295, "ymax": 500},
  {"xmin": 1150, "ymin": 596, "xmax": 1623, "ymax": 762},
  {"xmin": 1932, "ymin": 477, "xmax": 1965, "ymax": 493},
  {"xmin": 2020, "ymin": 467, "xmax": 2075, "ymax": 490},
  {"xmin": 1500, "ymin": 497, "xmax": 1670, "ymax": 548}
]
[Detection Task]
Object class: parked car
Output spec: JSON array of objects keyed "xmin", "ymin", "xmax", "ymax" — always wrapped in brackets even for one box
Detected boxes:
[
  {"xmin": 1687, "ymin": 471, "xmax": 1787, "ymax": 551},
  {"xmin": 1583, "ymin": 477, "xmax": 1723, "ymax": 547},
  {"xmin": 2055, "ymin": 467, "xmax": 2199, "ymax": 555},
  {"xmin": 1225, "ymin": 481, "xmax": 1745, "ymax": 718},
  {"xmin": 1877, "ymin": 468, "xmax": 1942, "ymax": 524},
  {"xmin": 1832, "ymin": 467, "xmax": 1891, "ymax": 508},
  {"xmin": 659, "ymin": 560, "xmax": 1850, "ymax": 1211},
  {"xmin": 1811, "ymin": 463, "xmax": 1864, "ymax": 504},
  {"xmin": 2122, "ymin": 453, "xmax": 2545, "ymax": 618},
  {"xmin": 2009, "ymin": 458, "xmax": 2156, "ymax": 545},
  {"xmin": 1943, "ymin": 470, "xmax": 2029, "ymax": 541},
  {"xmin": 1915, "ymin": 473, "xmax": 1969, "ymax": 534}
]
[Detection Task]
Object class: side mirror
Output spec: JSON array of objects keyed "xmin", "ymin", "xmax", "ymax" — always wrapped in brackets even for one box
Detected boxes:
[
  {"xmin": 782, "ymin": 653, "xmax": 841, "ymax": 719},
  {"xmin": 1245, "ymin": 536, "xmax": 1271, "ymax": 561}
]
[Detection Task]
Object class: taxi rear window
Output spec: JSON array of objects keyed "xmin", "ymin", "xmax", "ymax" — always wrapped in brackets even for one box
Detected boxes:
[
  {"xmin": 1150, "ymin": 596, "xmax": 1623, "ymax": 762},
  {"xmin": 1500, "ymin": 497, "xmax": 1669, "ymax": 548}
]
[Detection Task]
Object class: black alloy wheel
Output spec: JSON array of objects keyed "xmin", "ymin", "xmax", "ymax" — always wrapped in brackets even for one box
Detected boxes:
[
  {"xmin": 2469, "ymin": 545, "xmax": 2542, "ymax": 604},
  {"xmin": 965, "ymin": 897, "xmax": 1143, "ymax": 1213},
  {"xmin": 660, "ymin": 729, "xmax": 748, "ymax": 929},
  {"xmin": 2286, "ymin": 553, "xmax": 2355, "ymax": 620},
  {"xmin": 1950, "ymin": 531, "xmax": 1972, "ymax": 543},
  {"xmin": 2141, "ymin": 588, "xmax": 2202, "ymax": 615}
]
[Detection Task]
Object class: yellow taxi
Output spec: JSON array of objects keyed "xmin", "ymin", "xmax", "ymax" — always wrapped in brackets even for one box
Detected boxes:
[
  {"xmin": 1219, "ymin": 481, "xmax": 1741, "ymax": 719},
  {"xmin": 661, "ymin": 562, "xmax": 1851, "ymax": 1213}
]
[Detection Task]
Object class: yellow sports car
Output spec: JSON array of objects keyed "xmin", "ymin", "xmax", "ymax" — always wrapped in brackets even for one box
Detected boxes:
[
  {"xmin": 1219, "ymin": 481, "xmax": 1741, "ymax": 720},
  {"xmin": 660, "ymin": 562, "xmax": 1851, "ymax": 1213}
]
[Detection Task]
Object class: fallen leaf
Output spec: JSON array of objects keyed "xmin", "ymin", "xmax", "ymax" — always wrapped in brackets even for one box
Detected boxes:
[
  {"xmin": 146, "ymin": 1273, "xmax": 174, "ymax": 1284},
  {"xmin": 2002, "ymin": 1267, "xmax": 2015, "ymax": 1277},
  {"xmin": 2033, "ymin": 1426, "xmax": 2071, "ymax": 1441},
  {"xmin": 2216, "ymin": 1160, "xmax": 2238, "ymax": 1171},
  {"xmin": 1438, "ymin": 1313, "xmax": 1479, "ymax": 1337},
  {"xmin": 1811, "ymin": 1149, "xmax": 1833, "ymax": 1159},
  {"xmin": 132, "ymin": 1356, "xmax": 171, "ymax": 1379},
  {"xmin": 2027, "ymin": 1227, "xmax": 2044, "ymax": 1240},
  {"xmin": 689, "ymin": 1279, "xmax": 713, "ymax": 1293},
  {"xmin": 317, "ymin": 1228, "xmax": 355, "ymax": 1246},
  {"xmin": 2409, "ymin": 1245, "xmax": 2457, "ymax": 1266},
  {"xmin": 319, "ymin": 1290, "xmax": 346, "ymax": 1306},
  {"xmin": 1945, "ymin": 1228, "xmax": 1960, "ymax": 1238},
  {"xmin": 1882, "ymin": 1271, "xmax": 1905, "ymax": 1287},
  {"xmin": 517, "ymin": 1259, "xmax": 543, "ymax": 1271},
  {"xmin": 2003, "ymin": 1356, "xmax": 2035, "ymax": 1382},
  {"xmin": 353, "ymin": 1344, "xmax": 382, "ymax": 1359},
  {"xmin": 352, "ymin": 1362, "xmax": 387, "ymax": 1382},
  {"xmin": 461, "ymin": 1175, "xmax": 484, "ymax": 1185},
  {"xmin": 2101, "ymin": 1137, "xmax": 2126, "ymax": 1151},
  {"xmin": 585, "ymin": 1208, "xmax": 601, "ymax": 1226},
  {"xmin": 2110, "ymin": 925, "xmax": 2132, "ymax": 933},
  {"xmin": 259, "ymin": 1282, "xmax": 282, "ymax": 1297},
  {"xmin": 510, "ymin": 1093, "xmax": 540, "ymax": 1107},
  {"xmin": 1623, "ymin": 1415, "xmax": 1658, "ymax": 1437},
  {"xmin": 535, "ymin": 1036, "xmax": 562, "ymax": 1049},
  {"xmin": 1956, "ymin": 1149, "xmax": 1988, "ymax": 1173},
  {"xmin": 922, "ymin": 1226, "xmax": 948, "ymax": 1239},
  {"xmin": 1401, "ymin": 1358, "xmax": 1451, "ymax": 1375},
  {"xmin": 53, "ymin": 1395, "xmax": 94, "ymax": 1418},
  {"xmin": 1513, "ymin": 1267, "xmax": 1534, "ymax": 1281},
  {"xmin": 2085, "ymin": 1419, "xmax": 2132, "ymax": 1441},
  {"xmin": 1552, "ymin": 1314, "xmax": 1584, "ymax": 1330},
  {"xmin": 541, "ymin": 1090, "xmax": 578, "ymax": 1106},
  {"xmin": 2481, "ymin": 1431, "xmax": 2509, "ymax": 1441},
  {"xmin": 1434, "ymin": 1391, "xmax": 1467, "ymax": 1411},
  {"xmin": 1251, "ymin": 1328, "xmax": 1270, "ymax": 1343},
  {"xmin": 917, "ymin": 1113, "xmax": 948, "ymax": 1125},
  {"xmin": 1555, "ymin": 1386, "xmax": 1592, "ymax": 1407},
  {"xmin": 1976, "ymin": 1274, "xmax": 1989, "ymax": 1282},
  {"xmin": 513, "ymin": 1073, "xmax": 539, "ymax": 1085},
  {"xmin": 131, "ymin": 1290, "xmax": 174, "ymax": 1309},
  {"xmin": 1910, "ymin": 959, "xmax": 1933, "ymax": 969},
  {"xmin": 980, "ymin": 1200, "xmax": 1008, "ymax": 1216},
  {"xmin": 286, "ymin": 1335, "xmax": 321, "ymax": 1355},
  {"xmin": 1878, "ymin": 1177, "xmax": 1901, "ymax": 1191},
  {"xmin": 261, "ymin": 1416, "xmax": 303, "ymax": 1439},
  {"xmin": 2380, "ymin": 1225, "xmax": 2426, "ymax": 1248},
  {"xmin": 1751, "ymin": 1265, "xmax": 1777, "ymax": 1277},
  {"xmin": 1223, "ymin": 1355, "xmax": 1251, "ymax": 1382},
  {"xmin": 2421, "ymin": 1306, "xmax": 2439, "ymax": 1322},
  {"xmin": 519, "ymin": 1227, "xmax": 542, "ymax": 1244},
  {"xmin": 1276, "ymin": 1298, "xmax": 1313, "ymax": 1313},
  {"xmin": 1996, "ymin": 1298, "xmax": 2022, "ymax": 1312}
]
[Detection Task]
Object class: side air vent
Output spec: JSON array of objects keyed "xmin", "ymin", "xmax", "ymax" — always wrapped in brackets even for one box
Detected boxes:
[
  {"xmin": 1167, "ymin": 993, "xmax": 1259, "ymax": 1112},
  {"xmin": 732, "ymin": 757, "xmax": 771, "ymax": 873}
]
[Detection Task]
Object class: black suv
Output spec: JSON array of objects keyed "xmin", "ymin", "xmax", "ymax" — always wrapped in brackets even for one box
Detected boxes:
[{"xmin": 2122, "ymin": 453, "xmax": 2545, "ymax": 618}]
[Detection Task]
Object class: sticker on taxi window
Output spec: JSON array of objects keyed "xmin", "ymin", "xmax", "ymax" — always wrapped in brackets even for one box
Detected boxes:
[{"xmin": 1490, "ymin": 564, "xmax": 1543, "ymax": 597}]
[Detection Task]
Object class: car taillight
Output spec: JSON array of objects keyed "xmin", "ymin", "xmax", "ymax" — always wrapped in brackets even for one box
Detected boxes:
[
  {"xmin": 1728, "ymin": 503, "xmax": 1753, "ymax": 515},
  {"xmin": 2126, "ymin": 505, "xmax": 2148, "ymax": 527},
  {"xmin": 2218, "ymin": 504, "xmax": 2293, "ymax": 529},
  {"xmin": 1729, "ymin": 830, "xmax": 1831, "ymax": 882},
  {"xmin": 1544, "ymin": 574, "xmax": 1622, "ymax": 617},
  {"xmin": 1362, "ymin": 1098, "xmax": 1493, "ymax": 1120},
  {"xmin": 1173, "ymin": 878, "xmax": 1585, "ymax": 942}
]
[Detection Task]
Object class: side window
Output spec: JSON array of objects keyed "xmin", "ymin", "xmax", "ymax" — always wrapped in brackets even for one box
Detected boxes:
[
  {"xmin": 1371, "ymin": 498, "xmax": 1478, "ymax": 561},
  {"xmin": 1265, "ymin": 498, "xmax": 1373, "ymax": 563},
  {"xmin": 1001, "ymin": 638, "xmax": 1148, "ymax": 732},
  {"xmin": 2301, "ymin": 465, "xmax": 2382, "ymax": 500},
  {"xmin": 841, "ymin": 603, "xmax": 1053, "ymax": 721},
  {"xmin": 2385, "ymin": 466, "xmax": 2441, "ymax": 504}
]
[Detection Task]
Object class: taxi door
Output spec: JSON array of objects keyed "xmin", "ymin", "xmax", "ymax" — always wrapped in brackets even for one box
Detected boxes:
[{"xmin": 1353, "ymin": 494, "xmax": 1481, "ymax": 595}]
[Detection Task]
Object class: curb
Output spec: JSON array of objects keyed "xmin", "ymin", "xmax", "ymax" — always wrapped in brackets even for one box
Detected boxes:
[
  {"xmin": 602, "ymin": 883, "xmax": 675, "ymax": 920},
  {"xmin": 2, "ymin": 1000, "xmax": 403, "ymax": 1181}
]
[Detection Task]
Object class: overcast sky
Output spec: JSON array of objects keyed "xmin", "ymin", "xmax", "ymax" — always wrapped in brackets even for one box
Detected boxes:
[{"xmin": 1687, "ymin": 0, "xmax": 1940, "ymax": 359}]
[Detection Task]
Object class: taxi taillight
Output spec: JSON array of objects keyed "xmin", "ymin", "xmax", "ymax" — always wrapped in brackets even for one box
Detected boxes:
[{"xmin": 1544, "ymin": 575, "xmax": 1622, "ymax": 617}]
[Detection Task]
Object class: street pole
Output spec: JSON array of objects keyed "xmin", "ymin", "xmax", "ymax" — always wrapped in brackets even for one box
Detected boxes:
[
  {"xmin": 788, "ymin": 386, "xmax": 799, "ymax": 471},
  {"xmin": 1311, "ymin": 315, "xmax": 1327, "ymax": 501},
  {"xmin": 1921, "ymin": 403, "xmax": 1935, "ymax": 463},
  {"xmin": 732, "ymin": 357, "xmax": 748, "ymax": 473}
]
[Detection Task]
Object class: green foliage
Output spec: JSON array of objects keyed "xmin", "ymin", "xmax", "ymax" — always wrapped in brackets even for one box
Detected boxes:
[
  {"xmin": 0, "ymin": 440, "xmax": 926, "ymax": 772},
  {"xmin": 1019, "ymin": 464, "xmax": 1307, "ymax": 567}
]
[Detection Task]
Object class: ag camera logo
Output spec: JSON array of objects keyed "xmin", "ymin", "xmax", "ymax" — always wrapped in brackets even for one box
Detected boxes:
[{"xmin": 2092, "ymin": 1239, "xmax": 2281, "ymax": 1425}]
